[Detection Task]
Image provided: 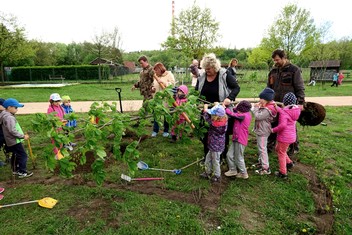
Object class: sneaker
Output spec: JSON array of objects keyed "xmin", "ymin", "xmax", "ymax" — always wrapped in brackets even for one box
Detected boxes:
[
  {"xmin": 255, "ymin": 168, "xmax": 271, "ymax": 175},
  {"xmin": 64, "ymin": 144, "xmax": 73, "ymax": 151},
  {"xmin": 211, "ymin": 175, "xmax": 221, "ymax": 183},
  {"xmin": 0, "ymin": 187, "xmax": 4, "ymax": 194},
  {"xmin": 236, "ymin": 172, "xmax": 249, "ymax": 179},
  {"xmin": 18, "ymin": 171, "xmax": 33, "ymax": 179},
  {"xmin": 275, "ymin": 171, "xmax": 288, "ymax": 179},
  {"xmin": 251, "ymin": 162, "xmax": 261, "ymax": 170},
  {"xmin": 199, "ymin": 172, "xmax": 210, "ymax": 179},
  {"xmin": 162, "ymin": 132, "xmax": 169, "ymax": 137},
  {"xmin": 224, "ymin": 170, "xmax": 238, "ymax": 177},
  {"xmin": 170, "ymin": 135, "xmax": 177, "ymax": 143},
  {"xmin": 286, "ymin": 162, "xmax": 295, "ymax": 170},
  {"xmin": 151, "ymin": 132, "xmax": 157, "ymax": 137},
  {"xmin": 70, "ymin": 142, "xmax": 77, "ymax": 147}
]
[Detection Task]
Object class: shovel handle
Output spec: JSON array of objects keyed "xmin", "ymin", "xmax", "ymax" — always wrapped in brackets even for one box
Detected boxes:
[{"xmin": 132, "ymin": 177, "xmax": 164, "ymax": 181}]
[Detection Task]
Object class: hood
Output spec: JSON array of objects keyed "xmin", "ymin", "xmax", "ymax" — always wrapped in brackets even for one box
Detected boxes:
[
  {"xmin": 0, "ymin": 110, "xmax": 12, "ymax": 125},
  {"xmin": 282, "ymin": 105, "xmax": 301, "ymax": 121},
  {"xmin": 178, "ymin": 85, "xmax": 189, "ymax": 95}
]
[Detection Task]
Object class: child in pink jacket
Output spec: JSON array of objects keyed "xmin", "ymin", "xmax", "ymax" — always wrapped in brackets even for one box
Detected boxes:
[
  {"xmin": 272, "ymin": 92, "xmax": 301, "ymax": 179},
  {"xmin": 170, "ymin": 85, "xmax": 188, "ymax": 142}
]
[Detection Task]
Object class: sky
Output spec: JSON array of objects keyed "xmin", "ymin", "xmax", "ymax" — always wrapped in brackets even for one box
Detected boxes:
[{"xmin": 1, "ymin": 0, "xmax": 351, "ymax": 52}]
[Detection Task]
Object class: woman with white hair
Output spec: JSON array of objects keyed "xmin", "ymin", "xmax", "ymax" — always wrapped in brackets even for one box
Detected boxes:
[{"xmin": 196, "ymin": 53, "xmax": 240, "ymax": 161}]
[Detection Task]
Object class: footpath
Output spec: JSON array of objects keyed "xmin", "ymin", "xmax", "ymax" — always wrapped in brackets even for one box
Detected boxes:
[{"xmin": 19, "ymin": 96, "xmax": 352, "ymax": 115}]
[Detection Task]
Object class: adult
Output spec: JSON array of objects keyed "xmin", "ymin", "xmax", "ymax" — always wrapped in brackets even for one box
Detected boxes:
[
  {"xmin": 151, "ymin": 62, "xmax": 176, "ymax": 137},
  {"xmin": 195, "ymin": 53, "xmax": 240, "ymax": 159},
  {"xmin": 227, "ymin": 58, "xmax": 238, "ymax": 77},
  {"xmin": 267, "ymin": 49, "xmax": 305, "ymax": 155},
  {"xmin": 331, "ymin": 72, "xmax": 338, "ymax": 87},
  {"xmin": 132, "ymin": 55, "xmax": 154, "ymax": 103},
  {"xmin": 338, "ymin": 72, "xmax": 344, "ymax": 85},
  {"xmin": 190, "ymin": 59, "xmax": 200, "ymax": 87}
]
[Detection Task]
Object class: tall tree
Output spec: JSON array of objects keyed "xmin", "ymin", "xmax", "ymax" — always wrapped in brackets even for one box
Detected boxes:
[
  {"xmin": 0, "ymin": 12, "xmax": 30, "ymax": 83},
  {"xmin": 162, "ymin": 3, "xmax": 219, "ymax": 63},
  {"xmin": 260, "ymin": 3, "xmax": 320, "ymax": 61}
]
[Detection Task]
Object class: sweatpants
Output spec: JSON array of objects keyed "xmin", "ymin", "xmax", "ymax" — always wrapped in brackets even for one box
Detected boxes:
[
  {"xmin": 226, "ymin": 141, "xmax": 247, "ymax": 174},
  {"xmin": 204, "ymin": 151, "xmax": 221, "ymax": 178},
  {"xmin": 275, "ymin": 141, "xmax": 293, "ymax": 175},
  {"xmin": 256, "ymin": 135, "xmax": 270, "ymax": 170}
]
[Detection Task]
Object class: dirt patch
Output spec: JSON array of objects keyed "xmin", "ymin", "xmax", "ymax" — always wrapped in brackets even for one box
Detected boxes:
[{"xmin": 293, "ymin": 162, "xmax": 334, "ymax": 234}]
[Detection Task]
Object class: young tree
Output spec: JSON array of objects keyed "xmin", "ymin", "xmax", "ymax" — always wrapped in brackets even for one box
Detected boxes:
[
  {"xmin": 162, "ymin": 3, "xmax": 220, "ymax": 61},
  {"xmin": 260, "ymin": 3, "xmax": 320, "ymax": 61}
]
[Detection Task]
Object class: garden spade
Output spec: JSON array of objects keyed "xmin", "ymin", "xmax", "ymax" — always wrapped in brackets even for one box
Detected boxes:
[
  {"xmin": 120, "ymin": 174, "xmax": 164, "ymax": 182},
  {"xmin": 0, "ymin": 197, "xmax": 58, "ymax": 209},
  {"xmin": 26, "ymin": 136, "xmax": 36, "ymax": 169},
  {"xmin": 137, "ymin": 161, "xmax": 182, "ymax": 175}
]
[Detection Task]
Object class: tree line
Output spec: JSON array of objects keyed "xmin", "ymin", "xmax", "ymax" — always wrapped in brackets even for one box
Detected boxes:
[{"xmin": 1, "ymin": 3, "xmax": 351, "ymax": 82}]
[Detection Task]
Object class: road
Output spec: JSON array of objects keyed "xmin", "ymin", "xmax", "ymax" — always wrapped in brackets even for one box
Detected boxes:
[{"xmin": 18, "ymin": 96, "xmax": 352, "ymax": 114}]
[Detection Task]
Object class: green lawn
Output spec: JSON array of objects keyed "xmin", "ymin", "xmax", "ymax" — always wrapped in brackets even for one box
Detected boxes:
[{"xmin": 0, "ymin": 106, "xmax": 351, "ymax": 234}]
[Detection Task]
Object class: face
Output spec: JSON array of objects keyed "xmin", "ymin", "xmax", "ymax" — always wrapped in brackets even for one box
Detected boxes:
[
  {"xmin": 63, "ymin": 100, "xmax": 71, "ymax": 106},
  {"xmin": 231, "ymin": 60, "xmax": 237, "ymax": 67},
  {"xmin": 0, "ymin": 105, "xmax": 4, "ymax": 111},
  {"xmin": 139, "ymin": 60, "xmax": 149, "ymax": 69},
  {"xmin": 205, "ymin": 66, "xmax": 217, "ymax": 77},
  {"xmin": 52, "ymin": 100, "xmax": 61, "ymax": 106},
  {"xmin": 272, "ymin": 55, "xmax": 286, "ymax": 67},
  {"xmin": 153, "ymin": 67, "xmax": 162, "ymax": 76},
  {"xmin": 7, "ymin": 106, "xmax": 18, "ymax": 114},
  {"xmin": 259, "ymin": 98, "xmax": 269, "ymax": 106}
]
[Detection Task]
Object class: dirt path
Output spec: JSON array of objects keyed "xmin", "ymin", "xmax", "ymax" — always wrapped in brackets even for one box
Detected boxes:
[{"xmin": 19, "ymin": 96, "xmax": 352, "ymax": 114}]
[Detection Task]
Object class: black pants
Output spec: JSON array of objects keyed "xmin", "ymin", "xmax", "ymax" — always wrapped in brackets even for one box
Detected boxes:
[{"xmin": 8, "ymin": 143, "xmax": 28, "ymax": 173}]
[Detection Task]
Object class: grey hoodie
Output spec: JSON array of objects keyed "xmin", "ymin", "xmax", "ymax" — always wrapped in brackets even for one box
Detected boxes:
[{"xmin": 0, "ymin": 110, "xmax": 25, "ymax": 147}]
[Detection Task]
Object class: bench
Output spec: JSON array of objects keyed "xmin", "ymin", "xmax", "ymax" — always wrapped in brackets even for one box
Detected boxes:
[{"xmin": 49, "ymin": 75, "xmax": 65, "ymax": 83}]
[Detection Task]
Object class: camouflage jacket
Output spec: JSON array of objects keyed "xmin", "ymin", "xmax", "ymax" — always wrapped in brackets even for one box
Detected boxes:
[{"xmin": 134, "ymin": 65, "xmax": 154, "ymax": 101}]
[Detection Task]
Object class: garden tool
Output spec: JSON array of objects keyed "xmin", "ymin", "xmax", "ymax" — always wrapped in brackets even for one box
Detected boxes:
[
  {"xmin": 137, "ymin": 161, "xmax": 182, "ymax": 175},
  {"xmin": 26, "ymin": 136, "xmax": 36, "ymax": 169},
  {"xmin": 0, "ymin": 197, "xmax": 58, "ymax": 209},
  {"xmin": 120, "ymin": 174, "xmax": 164, "ymax": 182}
]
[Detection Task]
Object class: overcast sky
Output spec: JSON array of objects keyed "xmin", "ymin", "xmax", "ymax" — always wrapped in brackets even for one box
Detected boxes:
[{"xmin": 1, "ymin": 0, "xmax": 350, "ymax": 52}]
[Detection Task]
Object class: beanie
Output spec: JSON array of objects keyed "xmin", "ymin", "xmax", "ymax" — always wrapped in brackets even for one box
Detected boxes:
[
  {"xmin": 0, "ymin": 98, "xmax": 5, "ymax": 106},
  {"xmin": 61, "ymin": 95, "xmax": 71, "ymax": 102},
  {"xmin": 283, "ymin": 92, "xmax": 297, "ymax": 106},
  {"xmin": 236, "ymin": 100, "xmax": 252, "ymax": 113},
  {"xmin": 259, "ymin": 88, "xmax": 275, "ymax": 101}
]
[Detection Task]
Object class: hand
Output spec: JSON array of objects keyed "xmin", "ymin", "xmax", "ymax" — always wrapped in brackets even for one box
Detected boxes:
[
  {"xmin": 62, "ymin": 120, "xmax": 68, "ymax": 125},
  {"xmin": 203, "ymin": 104, "xmax": 208, "ymax": 112},
  {"xmin": 151, "ymin": 87, "xmax": 156, "ymax": 93},
  {"xmin": 131, "ymin": 85, "xmax": 136, "ymax": 91},
  {"xmin": 223, "ymin": 98, "xmax": 231, "ymax": 107},
  {"xmin": 24, "ymin": 134, "xmax": 29, "ymax": 140}
]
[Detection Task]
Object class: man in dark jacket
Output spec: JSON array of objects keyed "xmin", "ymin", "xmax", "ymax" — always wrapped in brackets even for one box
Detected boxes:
[{"xmin": 267, "ymin": 49, "xmax": 305, "ymax": 156}]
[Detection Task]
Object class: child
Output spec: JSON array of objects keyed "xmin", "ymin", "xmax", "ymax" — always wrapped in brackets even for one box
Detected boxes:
[
  {"xmin": 331, "ymin": 72, "xmax": 338, "ymax": 87},
  {"xmin": 199, "ymin": 104, "xmax": 228, "ymax": 182},
  {"xmin": 61, "ymin": 95, "xmax": 77, "ymax": 129},
  {"xmin": 272, "ymin": 92, "xmax": 301, "ymax": 179},
  {"xmin": 0, "ymin": 187, "xmax": 4, "ymax": 200},
  {"xmin": 0, "ymin": 98, "xmax": 33, "ymax": 178},
  {"xmin": 61, "ymin": 95, "xmax": 77, "ymax": 148},
  {"xmin": 252, "ymin": 88, "xmax": 278, "ymax": 175},
  {"xmin": 0, "ymin": 98, "xmax": 7, "ymax": 166},
  {"xmin": 47, "ymin": 93, "xmax": 69, "ymax": 155},
  {"xmin": 224, "ymin": 100, "xmax": 252, "ymax": 179},
  {"xmin": 170, "ymin": 85, "xmax": 189, "ymax": 142}
]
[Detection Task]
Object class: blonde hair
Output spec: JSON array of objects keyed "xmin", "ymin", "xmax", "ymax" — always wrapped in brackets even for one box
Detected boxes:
[
  {"xmin": 200, "ymin": 53, "xmax": 221, "ymax": 72},
  {"xmin": 211, "ymin": 115, "xmax": 228, "ymax": 122},
  {"xmin": 228, "ymin": 58, "xmax": 238, "ymax": 68}
]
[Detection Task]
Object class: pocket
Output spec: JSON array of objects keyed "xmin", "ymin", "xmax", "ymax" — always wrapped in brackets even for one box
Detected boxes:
[{"xmin": 280, "ymin": 72, "xmax": 294, "ymax": 85}]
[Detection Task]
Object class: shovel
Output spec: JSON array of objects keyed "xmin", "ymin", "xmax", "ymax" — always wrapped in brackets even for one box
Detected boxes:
[
  {"xmin": 120, "ymin": 174, "xmax": 164, "ymax": 182},
  {"xmin": 0, "ymin": 197, "xmax": 58, "ymax": 209},
  {"xmin": 137, "ymin": 161, "xmax": 182, "ymax": 175},
  {"xmin": 26, "ymin": 136, "xmax": 36, "ymax": 169}
]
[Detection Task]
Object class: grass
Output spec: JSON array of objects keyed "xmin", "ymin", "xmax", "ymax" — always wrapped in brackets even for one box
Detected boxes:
[
  {"xmin": 0, "ymin": 74, "xmax": 351, "ymax": 102},
  {"xmin": 0, "ymin": 106, "xmax": 351, "ymax": 234}
]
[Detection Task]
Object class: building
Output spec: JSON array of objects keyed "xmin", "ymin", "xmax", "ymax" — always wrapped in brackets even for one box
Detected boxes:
[{"xmin": 308, "ymin": 60, "xmax": 340, "ymax": 82}]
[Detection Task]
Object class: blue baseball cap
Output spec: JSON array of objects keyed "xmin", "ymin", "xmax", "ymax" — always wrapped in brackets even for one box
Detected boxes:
[{"xmin": 3, "ymin": 98, "xmax": 24, "ymax": 108}]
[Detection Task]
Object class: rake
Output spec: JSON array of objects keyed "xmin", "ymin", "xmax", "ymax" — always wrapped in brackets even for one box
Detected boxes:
[
  {"xmin": 137, "ymin": 161, "xmax": 182, "ymax": 175},
  {"xmin": 120, "ymin": 174, "xmax": 164, "ymax": 182}
]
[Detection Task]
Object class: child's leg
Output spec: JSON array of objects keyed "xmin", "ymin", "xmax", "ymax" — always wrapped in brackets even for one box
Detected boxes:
[
  {"xmin": 226, "ymin": 141, "xmax": 236, "ymax": 171},
  {"xmin": 256, "ymin": 135, "xmax": 269, "ymax": 170},
  {"xmin": 204, "ymin": 151, "xmax": 212, "ymax": 175},
  {"xmin": 12, "ymin": 143, "xmax": 28, "ymax": 173},
  {"xmin": 153, "ymin": 120, "xmax": 160, "ymax": 133},
  {"xmin": 275, "ymin": 141, "xmax": 290, "ymax": 174},
  {"xmin": 233, "ymin": 142, "xmax": 247, "ymax": 174},
  {"xmin": 163, "ymin": 117, "xmax": 169, "ymax": 133},
  {"xmin": 211, "ymin": 151, "xmax": 221, "ymax": 178}
]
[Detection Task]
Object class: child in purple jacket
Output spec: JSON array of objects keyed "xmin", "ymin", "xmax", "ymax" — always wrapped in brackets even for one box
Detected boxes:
[
  {"xmin": 224, "ymin": 100, "xmax": 252, "ymax": 179},
  {"xmin": 272, "ymin": 92, "xmax": 301, "ymax": 179},
  {"xmin": 199, "ymin": 104, "xmax": 228, "ymax": 183}
]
